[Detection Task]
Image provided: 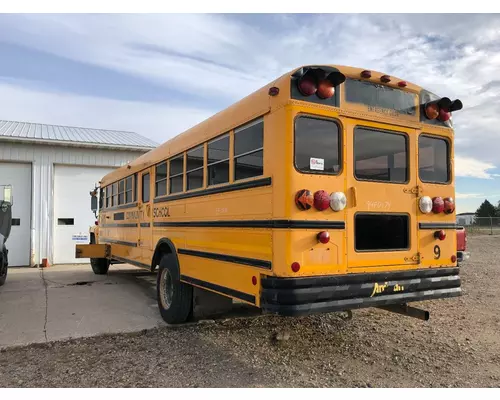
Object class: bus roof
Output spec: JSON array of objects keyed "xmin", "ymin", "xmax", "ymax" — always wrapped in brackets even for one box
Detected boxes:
[{"xmin": 100, "ymin": 65, "xmax": 424, "ymax": 186}]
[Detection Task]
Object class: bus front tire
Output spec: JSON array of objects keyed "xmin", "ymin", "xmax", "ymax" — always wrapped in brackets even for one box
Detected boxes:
[
  {"xmin": 89, "ymin": 233, "xmax": 109, "ymax": 275},
  {"xmin": 157, "ymin": 253, "xmax": 193, "ymax": 324},
  {"xmin": 91, "ymin": 257, "xmax": 110, "ymax": 275}
]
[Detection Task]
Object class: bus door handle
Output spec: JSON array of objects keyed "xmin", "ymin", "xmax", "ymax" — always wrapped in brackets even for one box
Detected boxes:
[{"xmin": 351, "ymin": 187, "xmax": 357, "ymax": 207}]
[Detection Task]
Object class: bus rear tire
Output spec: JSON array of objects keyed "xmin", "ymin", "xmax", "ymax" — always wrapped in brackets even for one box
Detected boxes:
[
  {"xmin": 157, "ymin": 253, "xmax": 192, "ymax": 324},
  {"xmin": 89, "ymin": 233, "xmax": 109, "ymax": 275}
]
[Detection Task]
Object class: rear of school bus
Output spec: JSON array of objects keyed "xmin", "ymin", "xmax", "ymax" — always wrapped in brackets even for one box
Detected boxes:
[{"xmin": 261, "ymin": 65, "xmax": 463, "ymax": 318}]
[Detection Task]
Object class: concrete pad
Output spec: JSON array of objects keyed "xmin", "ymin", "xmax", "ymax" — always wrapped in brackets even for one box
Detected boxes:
[
  {"xmin": 0, "ymin": 264, "xmax": 164, "ymax": 349},
  {"xmin": 0, "ymin": 268, "xmax": 47, "ymax": 347}
]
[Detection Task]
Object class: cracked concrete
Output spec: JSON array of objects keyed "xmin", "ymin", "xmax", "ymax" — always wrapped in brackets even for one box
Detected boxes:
[{"xmin": 0, "ymin": 264, "xmax": 164, "ymax": 349}]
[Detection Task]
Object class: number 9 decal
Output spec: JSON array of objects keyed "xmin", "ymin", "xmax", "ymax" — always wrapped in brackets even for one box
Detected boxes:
[{"xmin": 434, "ymin": 245, "xmax": 441, "ymax": 259}]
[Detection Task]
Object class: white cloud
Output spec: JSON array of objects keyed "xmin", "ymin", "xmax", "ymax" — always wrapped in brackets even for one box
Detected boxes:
[
  {"xmin": 0, "ymin": 13, "xmax": 499, "ymax": 174},
  {"xmin": 456, "ymin": 193, "xmax": 485, "ymax": 199},
  {"xmin": 455, "ymin": 156, "xmax": 498, "ymax": 179},
  {"xmin": 0, "ymin": 82, "xmax": 213, "ymax": 143}
]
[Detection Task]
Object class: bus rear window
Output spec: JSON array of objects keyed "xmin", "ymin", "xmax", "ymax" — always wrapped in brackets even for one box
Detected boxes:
[
  {"xmin": 345, "ymin": 79, "xmax": 417, "ymax": 116},
  {"xmin": 294, "ymin": 116, "xmax": 341, "ymax": 174},
  {"xmin": 419, "ymin": 135, "xmax": 450, "ymax": 183},
  {"xmin": 354, "ymin": 127, "xmax": 408, "ymax": 183}
]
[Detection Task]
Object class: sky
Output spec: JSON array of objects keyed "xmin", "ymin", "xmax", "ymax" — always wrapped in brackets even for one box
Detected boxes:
[{"xmin": 0, "ymin": 13, "xmax": 499, "ymax": 213}]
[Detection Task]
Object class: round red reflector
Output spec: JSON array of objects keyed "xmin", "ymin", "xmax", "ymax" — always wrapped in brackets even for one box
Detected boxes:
[
  {"xmin": 291, "ymin": 262, "xmax": 301, "ymax": 273},
  {"xmin": 252, "ymin": 276, "xmax": 257, "ymax": 286},
  {"xmin": 297, "ymin": 76, "xmax": 317, "ymax": 96},
  {"xmin": 434, "ymin": 230, "xmax": 446, "ymax": 241},
  {"xmin": 380, "ymin": 75, "xmax": 391, "ymax": 83},
  {"xmin": 313, "ymin": 190, "xmax": 330, "ymax": 211},
  {"xmin": 425, "ymin": 103, "xmax": 439, "ymax": 120},
  {"xmin": 317, "ymin": 231, "xmax": 330, "ymax": 244},
  {"xmin": 451, "ymin": 255, "xmax": 457, "ymax": 263},
  {"xmin": 432, "ymin": 197, "xmax": 444, "ymax": 213},
  {"xmin": 438, "ymin": 108, "xmax": 451, "ymax": 122},
  {"xmin": 268, "ymin": 87, "xmax": 279, "ymax": 96},
  {"xmin": 317, "ymin": 80, "xmax": 335, "ymax": 99},
  {"xmin": 361, "ymin": 70, "xmax": 372, "ymax": 78},
  {"xmin": 95, "ymin": 220, "xmax": 99, "ymax": 226},
  {"xmin": 295, "ymin": 189, "xmax": 314, "ymax": 211},
  {"xmin": 443, "ymin": 197, "xmax": 455, "ymax": 214},
  {"xmin": 398, "ymin": 81, "xmax": 407, "ymax": 87}
]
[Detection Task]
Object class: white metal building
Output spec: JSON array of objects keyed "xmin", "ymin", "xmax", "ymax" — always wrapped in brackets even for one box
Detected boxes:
[
  {"xmin": 456, "ymin": 212, "xmax": 476, "ymax": 226},
  {"xmin": 0, "ymin": 119, "xmax": 157, "ymax": 267}
]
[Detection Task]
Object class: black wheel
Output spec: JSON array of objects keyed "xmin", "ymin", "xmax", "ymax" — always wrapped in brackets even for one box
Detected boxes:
[
  {"xmin": 0, "ymin": 249, "xmax": 7, "ymax": 286},
  {"xmin": 89, "ymin": 233, "xmax": 109, "ymax": 275},
  {"xmin": 156, "ymin": 253, "xmax": 192, "ymax": 324}
]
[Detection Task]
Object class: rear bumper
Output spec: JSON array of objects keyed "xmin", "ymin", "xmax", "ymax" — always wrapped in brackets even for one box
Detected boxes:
[{"xmin": 261, "ymin": 267, "xmax": 461, "ymax": 317}]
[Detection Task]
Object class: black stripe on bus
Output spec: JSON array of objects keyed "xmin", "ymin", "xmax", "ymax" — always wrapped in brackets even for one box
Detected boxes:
[
  {"xmin": 419, "ymin": 223, "xmax": 458, "ymax": 230},
  {"xmin": 153, "ymin": 177, "xmax": 272, "ymax": 203},
  {"xmin": 103, "ymin": 202, "xmax": 138, "ymax": 212},
  {"xmin": 180, "ymin": 275, "xmax": 255, "ymax": 304},
  {"xmin": 100, "ymin": 238, "xmax": 137, "ymax": 247},
  {"xmin": 112, "ymin": 255, "xmax": 151, "ymax": 269},
  {"xmin": 153, "ymin": 220, "xmax": 346, "ymax": 229},
  {"xmin": 101, "ymin": 223, "xmax": 138, "ymax": 228},
  {"xmin": 178, "ymin": 248, "xmax": 272, "ymax": 270},
  {"xmin": 140, "ymin": 222, "xmax": 151, "ymax": 228}
]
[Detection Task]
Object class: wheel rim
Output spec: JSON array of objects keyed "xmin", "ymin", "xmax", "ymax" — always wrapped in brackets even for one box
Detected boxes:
[{"xmin": 159, "ymin": 268, "xmax": 174, "ymax": 310}]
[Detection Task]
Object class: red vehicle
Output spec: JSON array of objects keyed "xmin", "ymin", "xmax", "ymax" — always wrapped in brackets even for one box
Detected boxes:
[{"xmin": 456, "ymin": 226, "xmax": 469, "ymax": 265}]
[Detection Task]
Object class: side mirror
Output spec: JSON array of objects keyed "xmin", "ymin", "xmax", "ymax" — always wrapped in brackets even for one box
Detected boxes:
[
  {"xmin": 91, "ymin": 195, "xmax": 98, "ymax": 213},
  {"xmin": 90, "ymin": 188, "xmax": 98, "ymax": 218}
]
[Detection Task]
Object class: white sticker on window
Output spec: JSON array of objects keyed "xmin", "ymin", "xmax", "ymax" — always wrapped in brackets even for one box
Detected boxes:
[{"xmin": 310, "ymin": 157, "xmax": 325, "ymax": 171}]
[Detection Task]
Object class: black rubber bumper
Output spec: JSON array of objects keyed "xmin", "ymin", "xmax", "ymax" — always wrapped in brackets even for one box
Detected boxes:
[{"xmin": 261, "ymin": 267, "xmax": 461, "ymax": 317}]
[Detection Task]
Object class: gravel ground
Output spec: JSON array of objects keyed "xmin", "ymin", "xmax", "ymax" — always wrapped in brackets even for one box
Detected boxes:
[{"xmin": 1, "ymin": 235, "xmax": 500, "ymax": 388}]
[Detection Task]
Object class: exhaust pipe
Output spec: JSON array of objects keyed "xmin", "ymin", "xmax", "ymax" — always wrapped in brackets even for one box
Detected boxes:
[{"xmin": 378, "ymin": 304, "xmax": 430, "ymax": 321}]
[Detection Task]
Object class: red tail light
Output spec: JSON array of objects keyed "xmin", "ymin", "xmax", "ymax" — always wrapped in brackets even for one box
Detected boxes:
[
  {"xmin": 313, "ymin": 190, "xmax": 330, "ymax": 211},
  {"xmin": 317, "ymin": 231, "xmax": 330, "ymax": 244},
  {"xmin": 298, "ymin": 76, "xmax": 317, "ymax": 96},
  {"xmin": 317, "ymin": 80, "xmax": 335, "ymax": 99},
  {"xmin": 451, "ymin": 255, "xmax": 457, "ymax": 263},
  {"xmin": 425, "ymin": 103, "xmax": 440, "ymax": 120},
  {"xmin": 432, "ymin": 197, "xmax": 444, "ymax": 213},
  {"xmin": 443, "ymin": 197, "xmax": 455, "ymax": 214},
  {"xmin": 434, "ymin": 230, "xmax": 446, "ymax": 241},
  {"xmin": 291, "ymin": 262, "xmax": 301, "ymax": 272}
]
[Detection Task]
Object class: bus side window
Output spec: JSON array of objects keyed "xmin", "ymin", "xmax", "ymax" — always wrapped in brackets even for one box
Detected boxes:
[
  {"xmin": 142, "ymin": 173, "xmax": 150, "ymax": 203},
  {"xmin": 234, "ymin": 119, "xmax": 263, "ymax": 181},
  {"xmin": 207, "ymin": 134, "xmax": 230, "ymax": 186}
]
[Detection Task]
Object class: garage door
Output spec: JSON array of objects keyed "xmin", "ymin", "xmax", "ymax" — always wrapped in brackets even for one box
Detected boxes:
[
  {"xmin": 0, "ymin": 162, "xmax": 32, "ymax": 267},
  {"xmin": 53, "ymin": 165, "xmax": 116, "ymax": 264}
]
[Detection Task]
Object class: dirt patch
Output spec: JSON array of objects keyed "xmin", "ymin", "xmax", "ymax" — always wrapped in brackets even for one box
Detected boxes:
[{"xmin": 1, "ymin": 235, "xmax": 499, "ymax": 387}]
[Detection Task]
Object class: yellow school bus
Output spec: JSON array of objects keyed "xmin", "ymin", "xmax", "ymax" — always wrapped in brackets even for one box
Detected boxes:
[{"xmin": 77, "ymin": 64, "xmax": 463, "ymax": 324}]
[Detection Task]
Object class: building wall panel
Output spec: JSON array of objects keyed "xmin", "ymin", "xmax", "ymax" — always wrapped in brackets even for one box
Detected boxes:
[{"xmin": 0, "ymin": 142, "xmax": 147, "ymax": 265}]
